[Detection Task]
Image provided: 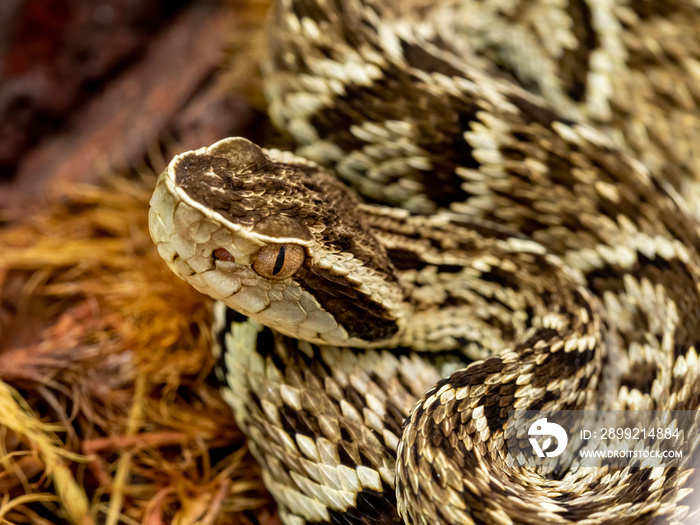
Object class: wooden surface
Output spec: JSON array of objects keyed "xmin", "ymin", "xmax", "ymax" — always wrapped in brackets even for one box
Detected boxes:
[{"xmin": 0, "ymin": 0, "xmax": 265, "ymax": 214}]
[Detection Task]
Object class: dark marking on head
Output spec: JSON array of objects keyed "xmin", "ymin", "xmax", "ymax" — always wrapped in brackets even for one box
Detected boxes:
[
  {"xmin": 171, "ymin": 139, "xmax": 406, "ymax": 290},
  {"xmin": 298, "ymin": 265, "xmax": 400, "ymax": 342},
  {"xmin": 174, "ymin": 154, "xmax": 231, "ymax": 189},
  {"xmin": 252, "ymin": 214, "xmax": 314, "ymax": 242}
]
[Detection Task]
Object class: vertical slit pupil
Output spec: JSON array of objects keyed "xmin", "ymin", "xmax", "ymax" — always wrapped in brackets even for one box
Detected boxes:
[{"xmin": 272, "ymin": 245, "xmax": 286, "ymax": 275}]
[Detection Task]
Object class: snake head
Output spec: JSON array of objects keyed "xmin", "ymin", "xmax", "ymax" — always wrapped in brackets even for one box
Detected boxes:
[{"xmin": 148, "ymin": 137, "xmax": 406, "ymax": 347}]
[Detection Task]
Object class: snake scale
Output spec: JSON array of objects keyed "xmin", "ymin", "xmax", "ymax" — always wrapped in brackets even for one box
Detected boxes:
[{"xmin": 148, "ymin": 1, "xmax": 700, "ymax": 523}]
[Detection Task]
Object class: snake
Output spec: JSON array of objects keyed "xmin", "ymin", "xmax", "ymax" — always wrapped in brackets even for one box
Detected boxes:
[{"xmin": 147, "ymin": 0, "xmax": 700, "ymax": 523}]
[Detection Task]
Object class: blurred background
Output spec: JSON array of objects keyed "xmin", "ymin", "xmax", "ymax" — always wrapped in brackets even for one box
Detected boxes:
[
  {"xmin": 0, "ymin": 1, "xmax": 281, "ymax": 524},
  {"xmin": 0, "ymin": 0, "xmax": 270, "ymax": 212}
]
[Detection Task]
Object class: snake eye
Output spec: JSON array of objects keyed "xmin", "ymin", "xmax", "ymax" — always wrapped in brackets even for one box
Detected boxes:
[{"xmin": 253, "ymin": 243, "xmax": 305, "ymax": 280}]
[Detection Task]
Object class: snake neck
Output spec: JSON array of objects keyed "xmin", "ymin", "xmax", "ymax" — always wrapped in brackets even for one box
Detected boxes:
[
  {"xmin": 359, "ymin": 206, "xmax": 601, "ymax": 360},
  {"xmin": 150, "ymin": 135, "xmax": 607, "ymax": 359}
]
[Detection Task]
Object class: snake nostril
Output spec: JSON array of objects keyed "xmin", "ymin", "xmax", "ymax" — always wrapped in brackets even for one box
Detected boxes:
[{"xmin": 213, "ymin": 248, "xmax": 235, "ymax": 262}]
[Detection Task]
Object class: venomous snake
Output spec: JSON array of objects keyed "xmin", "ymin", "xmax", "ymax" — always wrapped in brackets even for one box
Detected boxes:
[{"xmin": 148, "ymin": 1, "xmax": 700, "ymax": 523}]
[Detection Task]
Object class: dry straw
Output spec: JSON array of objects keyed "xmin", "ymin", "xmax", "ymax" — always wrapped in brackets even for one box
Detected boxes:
[{"xmin": 0, "ymin": 175, "xmax": 274, "ymax": 525}]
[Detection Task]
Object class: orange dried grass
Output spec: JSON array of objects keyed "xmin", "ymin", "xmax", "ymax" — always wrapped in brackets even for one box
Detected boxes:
[{"xmin": 0, "ymin": 175, "xmax": 274, "ymax": 525}]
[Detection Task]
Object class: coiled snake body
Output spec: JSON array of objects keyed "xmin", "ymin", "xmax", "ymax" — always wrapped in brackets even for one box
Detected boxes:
[{"xmin": 149, "ymin": 1, "xmax": 700, "ymax": 523}]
